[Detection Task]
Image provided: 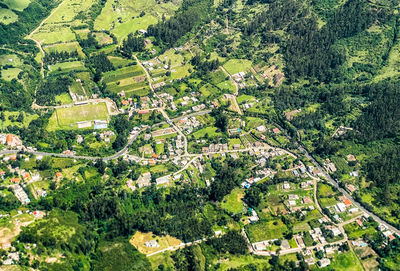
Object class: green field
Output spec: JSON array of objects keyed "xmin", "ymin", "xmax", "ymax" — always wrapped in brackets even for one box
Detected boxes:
[
  {"xmin": 1, "ymin": 0, "xmax": 31, "ymax": 11},
  {"xmin": 316, "ymin": 251, "xmax": 364, "ymax": 271},
  {"xmin": 221, "ymin": 188, "xmax": 245, "ymax": 214},
  {"xmin": 55, "ymin": 93, "xmax": 73, "ymax": 105},
  {"xmin": 103, "ymin": 65, "xmax": 148, "ymax": 96},
  {"xmin": 0, "ymin": 8, "xmax": 18, "ymax": 24},
  {"xmin": 48, "ymin": 103, "xmax": 109, "ymax": 130},
  {"xmin": 94, "ymin": 0, "xmax": 182, "ymax": 41},
  {"xmin": 44, "ymin": 42, "xmax": 85, "ymax": 58},
  {"xmin": 192, "ymin": 127, "xmax": 222, "ymax": 139},
  {"xmin": 344, "ymin": 222, "xmax": 376, "ymax": 240},
  {"xmin": 246, "ymin": 219, "xmax": 287, "ymax": 242},
  {"xmin": 223, "ymin": 59, "xmax": 253, "ymax": 75},
  {"xmin": 49, "ymin": 61, "xmax": 87, "ymax": 74},
  {"xmin": 1, "ymin": 68, "xmax": 22, "ymax": 81}
]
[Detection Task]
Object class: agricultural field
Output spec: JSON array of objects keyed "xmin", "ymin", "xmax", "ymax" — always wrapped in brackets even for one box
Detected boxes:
[
  {"xmin": 48, "ymin": 61, "xmax": 87, "ymax": 74},
  {"xmin": 223, "ymin": 59, "xmax": 253, "ymax": 75},
  {"xmin": 31, "ymin": 0, "xmax": 96, "ymax": 45},
  {"xmin": 43, "ymin": 42, "xmax": 85, "ymax": 58},
  {"xmin": 103, "ymin": 65, "xmax": 149, "ymax": 97},
  {"xmin": 47, "ymin": 102, "xmax": 109, "ymax": 130},
  {"xmin": 94, "ymin": 0, "xmax": 182, "ymax": 41},
  {"xmin": 245, "ymin": 219, "xmax": 287, "ymax": 242}
]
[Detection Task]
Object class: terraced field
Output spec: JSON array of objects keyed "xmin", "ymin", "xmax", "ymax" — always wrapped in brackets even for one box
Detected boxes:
[{"xmin": 103, "ymin": 65, "xmax": 149, "ymax": 97}]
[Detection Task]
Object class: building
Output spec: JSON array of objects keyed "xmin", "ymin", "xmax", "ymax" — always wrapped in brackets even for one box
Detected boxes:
[
  {"xmin": 94, "ymin": 120, "xmax": 108, "ymax": 130},
  {"xmin": 156, "ymin": 176, "xmax": 170, "ymax": 186},
  {"xmin": 318, "ymin": 258, "xmax": 331, "ymax": 268},
  {"xmin": 336, "ymin": 202, "xmax": 346, "ymax": 212},
  {"xmin": 11, "ymin": 185, "xmax": 30, "ymax": 204},
  {"xmin": 145, "ymin": 240, "xmax": 159, "ymax": 248},
  {"xmin": 77, "ymin": 121, "xmax": 92, "ymax": 129},
  {"xmin": 137, "ymin": 172, "xmax": 152, "ymax": 188}
]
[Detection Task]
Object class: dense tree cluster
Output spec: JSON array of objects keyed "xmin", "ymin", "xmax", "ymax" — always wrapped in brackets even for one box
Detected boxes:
[
  {"xmin": 119, "ymin": 33, "xmax": 145, "ymax": 57},
  {"xmin": 35, "ymin": 76, "xmax": 73, "ymax": 106},
  {"xmin": 43, "ymin": 50, "xmax": 79, "ymax": 65},
  {"xmin": 147, "ymin": 0, "xmax": 212, "ymax": 47},
  {"xmin": 0, "ymin": 0, "xmax": 60, "ymax": 45}
]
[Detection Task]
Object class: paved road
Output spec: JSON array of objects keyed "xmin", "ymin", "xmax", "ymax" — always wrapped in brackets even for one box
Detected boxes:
[{"xmin": 297, "ymin": 144, "xmax": 400, "ymax": 235}]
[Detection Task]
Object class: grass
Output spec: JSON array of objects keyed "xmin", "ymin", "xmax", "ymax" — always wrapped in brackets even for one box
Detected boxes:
[
  {"xmin": 48, "ymin": 103, "xmax": 109, "ymax": 131},
  {"xmin": 246, "ymin": 219, "xmax": 287, "ymax": 242},
  {"xmin": 223, "ymin": 59, "xmax": 253, "ymax": 75},
  {"xmin": 94, "ymin": 0, "xmax": 181, "ymax": 41},
  {"xmin": 1, "ymin": 0, "xmax": 31, "ymax": 11},
  {"xmin": 317, "ymin": 251, "xmax": 364, "ymax": 271},
  {"xmin": 215, "ymin": 254, "xmax": 271, "ymax": 271},
  {"xmin": 0, "ymin": 8, "xmax": 17, "ymax": 24},
  {"xmin": 55, "ymin": 93, "xmax": 73, "ymax": 104},
  {"xmin": 130, "ymin": 231, "xmax": 182, "ymax": 255},
  {"xmin": 0, "ymin": 54, "xmax": 23, "ymax": 66},
  {"xmin": 1, "ymin": 67, "xmax": 21, "ymax": 81},
  {"xmin": 192, "ymin": 127, "xmax": 222, "ymax": 139},
  {"xmin": 44, "ymin": 42, "xmax": 85, "ymax": 58},
  {"xmin": 343, "ymin": 222, "xmax": 376, "ymax": 240},
  {"xmin": 48, "ymin": 61, "xmax": 86, "ymax": 74},
  {"xmin": 221, "ymin": 188, "xmax": 244, "ymax": 214},
  {"xmin": 0, "ymin": 111, "xmax": 38, "ymax": 128},
  {"xmin": 155, "ymin": 142, "xmax": 164, "ymax": 155}
]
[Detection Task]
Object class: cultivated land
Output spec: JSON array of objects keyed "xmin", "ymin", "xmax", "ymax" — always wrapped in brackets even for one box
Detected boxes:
[
  {"xmin": 94, "ymin": 0, "xmax": 182, "ymax": 41},
  {"xmin": 1, "ymin": 0, "xmax": 400, "ymax": 270}
]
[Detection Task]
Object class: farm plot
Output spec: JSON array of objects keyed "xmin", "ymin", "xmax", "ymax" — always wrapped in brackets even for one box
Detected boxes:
[
  {"xmin": 47, "ymin": 103, "xmax": 109, "ymax": 130},
  {"xmin": 94, "ymin": 0, "xmax": 182, "ymax": 41},
  {"xmin": 223, "ymin": 59, "xmax": 253, "ymax": 75},
  {"xmin": 43, "ymin": 42, "xmax": 85, "ymax": 58},
  {"xmin": 245, "ymin": 219, "xmax": 287, "ymax": 242},
  {"xmin": 31, "ymin": 0, "xmax": 96, "ymax": 45},
  {"xmin": 48, "ymin": 61, "xmax": 87, "ymax": 74},
  {"xmin": 103, "ymin": 65, "xmax": 149, "ymax": 97}
]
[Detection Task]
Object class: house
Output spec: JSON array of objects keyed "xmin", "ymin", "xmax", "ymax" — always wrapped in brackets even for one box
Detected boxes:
[
  {"xmin": 348, "ymin": 207, "xmax": 359, "ymax": 213},
  {"xmin": 356, "ymin": 219, "xmax": 363, "ymax": 227},
  {"xmin": 346, "ymin": 154, "xmax": 356, "ymax": 162},
  {"xmin": 325, "ymin": 246, "xmax": 335, "ymax": 255},
  {"xmin": 302, "ymin": 196, "xmax": 313, "ymax": 204},
  {"xmin": 343, "ymin": 198, "xmax": 352, "ymax": 207},
  {"xmin": 350, "ymin": 171, "xmax": 359, "ymax": 177},
  {"xmin": 283, "ymin": 182, "xmax": 290, "ymax": 190},
  {"xmin": 10, "ymin": 177, "xmax": 20, "ymax": 184},
  {"xmin": 280, "ymin": 239, "xmax": 290, "ymax": 250},
  {"xmin": 6, "ymin": 134, "xmax": 13, "ymax": 145},
  {"xmin": 346, "ymin": 184, "xmax": 357, "ymax": 193},
  {"xmin": 331, "ymin": 227, "xmax": 341, "ymax": 236},
  {"xmin": 137, "ymin": 172, "xmax": 151, "ymax": 188},
  {"xmin": 256, "ymin": 125, "xmax": 266, "ymax": 132},
  {"xmin": 55, "ymin": 172, "xmax": 63, "ymax": 180},
  {"xmin": 336, "ymin": 203, "xmax": 346, "ymax": 212},
  {"xmin": 272, "ymin": 128, "xmax": 280, "ymax": 134},
  {"xmin": 288, "ymin": 194, "xmax": 299, "ymax": 200},
  {"xmin": 156, "ymin": 176, "xmax": 170, "ymax": 186},
  {"xmin": 318, "ymin": 258, "xmax": 331, "ymax": 268},
  {"xmin": 145, "ymin": 240, "xmax": 159, "ymax": 248},
  {"xmin": 76, "ymin": 135, "xmax": 84, "ymax": 144},
  {"xmin": 288, "ymin": 200, "xmax": 296, "ymax": 207}
]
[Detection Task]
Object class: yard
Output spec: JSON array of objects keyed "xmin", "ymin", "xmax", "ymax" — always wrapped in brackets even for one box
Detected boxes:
[
  {"xmin": 192, "ymin": 127, "xmax": 222, "ymax": 139},
  {"xmin": 221, "ymin": 188, "xmax": 245, "ymax": 214},
  {"xmin": 245, "ymin": 219, "xmax": 287, "ymax": 242},
  {"xmin": 316, "ymin": 251, "xmax": 364, "ymax": 271}
]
